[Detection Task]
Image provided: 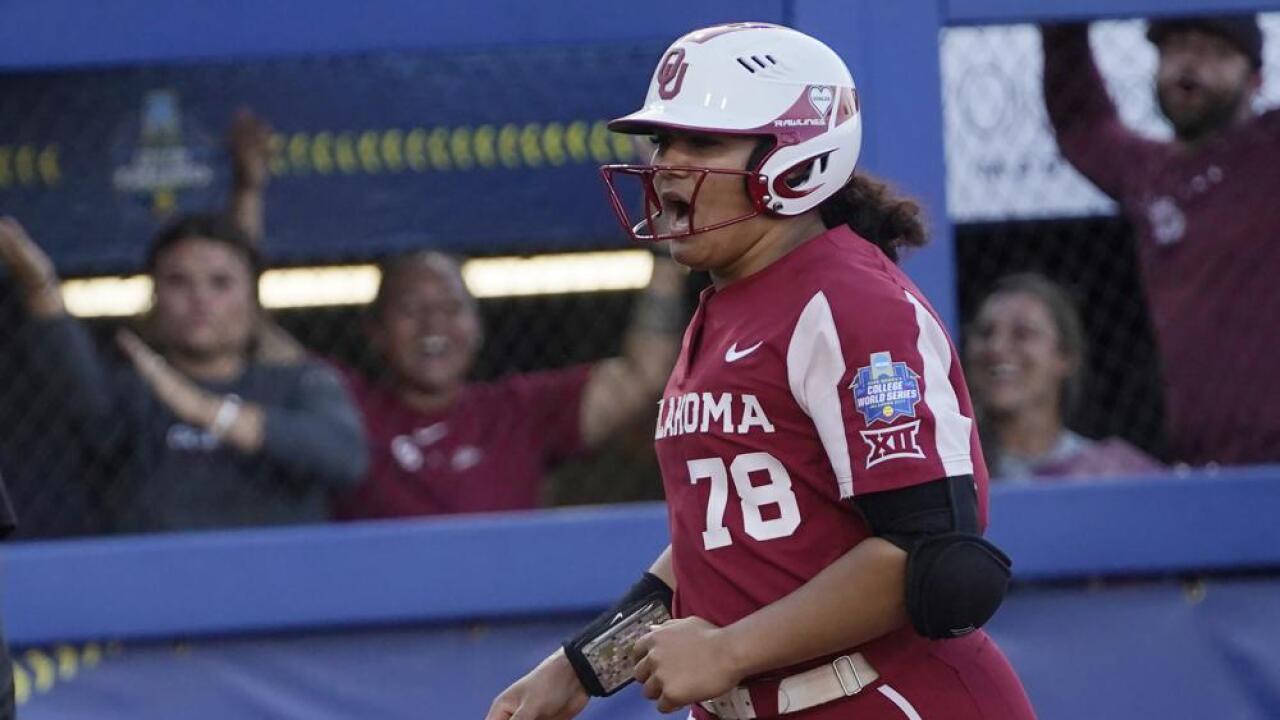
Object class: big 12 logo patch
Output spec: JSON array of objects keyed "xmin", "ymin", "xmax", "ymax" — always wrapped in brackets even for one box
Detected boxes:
[{"xmin": 859, "ymin": 420, "xmax": 925, "ymax": 468}]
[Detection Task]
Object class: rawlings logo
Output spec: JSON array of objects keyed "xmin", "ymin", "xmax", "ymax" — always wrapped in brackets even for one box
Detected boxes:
[
  {"xmin": 657, "ymin": 48, "xmax": 690, "ymax": 100},
  {"xmin": 773, "ymin": 118, "xmax": 827, "ymax": 128}
]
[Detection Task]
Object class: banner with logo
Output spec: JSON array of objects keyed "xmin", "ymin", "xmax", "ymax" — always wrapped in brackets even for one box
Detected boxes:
[{"xmin": 0, "ymin": 43, "xmax": 662, "ymax": 274}]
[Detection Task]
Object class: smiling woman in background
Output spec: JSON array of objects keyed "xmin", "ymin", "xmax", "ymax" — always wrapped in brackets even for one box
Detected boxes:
[
  {"xmin": 330, "ymin": 249, "xmax": 685, "ymax": 519},
  {"xmin": 213, "ymin": 108, "xmax": 689, "ymax": 521},
  {"xmin": 966, "ymin": 273, "xmax": 1162, "ymax": 481}
]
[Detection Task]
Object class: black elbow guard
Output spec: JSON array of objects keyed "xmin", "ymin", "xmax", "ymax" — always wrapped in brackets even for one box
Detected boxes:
[
  {"xmin": 906, "ymin": 532, "xmax": 1011, "ymax": 639},
  {"xmin": 854, "ymin": 476, "xmax": 1013, "ymax": 640}
]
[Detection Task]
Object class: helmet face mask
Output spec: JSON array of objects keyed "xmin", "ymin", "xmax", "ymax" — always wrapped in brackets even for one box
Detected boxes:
[
  {"xmin": 600, "ymin": 164, "xmax": 770, "ymax": 242},
  {"xmin": 602, "ymin": 22, "xmax": 862, "ymax": 242}
]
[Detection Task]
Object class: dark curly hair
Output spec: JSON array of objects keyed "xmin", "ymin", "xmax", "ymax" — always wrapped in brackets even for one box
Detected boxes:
[{"xmin": 817, "ymin": 173, "xmax": 929, "ymax": 263}]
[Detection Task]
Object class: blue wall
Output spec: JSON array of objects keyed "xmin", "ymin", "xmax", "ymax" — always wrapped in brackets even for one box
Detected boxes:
[
  {"xmin": 6, "ymin": 470, "xmax": 1280, "ymax": 718},
  {"xmin": 6, "ymin": 469, "xmax": 1280, "ymax": 646}
]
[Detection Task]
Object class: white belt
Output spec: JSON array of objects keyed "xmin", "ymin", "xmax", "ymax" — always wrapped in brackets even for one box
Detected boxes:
[{"xmin": 700, "ymin": 653, "xmax": 880, "ymax": 719}]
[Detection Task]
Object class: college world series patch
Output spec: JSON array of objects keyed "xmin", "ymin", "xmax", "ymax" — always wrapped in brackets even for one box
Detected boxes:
[{"xmin": 850, "ymin": 351, "xmax": 922, "ymax": 425}]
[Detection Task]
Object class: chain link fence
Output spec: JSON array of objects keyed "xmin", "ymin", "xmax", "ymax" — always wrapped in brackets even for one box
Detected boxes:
[
  {"xmin": 0, "ymin": 40, "xmax": 685, "ymax": 540},
  {"xmin": 0, "ymin": 253, "xmax": 683, "ymax": 540},
  {"xmin": 4, "ymin": 13, "xmax": 1279, "ymax": 537}
]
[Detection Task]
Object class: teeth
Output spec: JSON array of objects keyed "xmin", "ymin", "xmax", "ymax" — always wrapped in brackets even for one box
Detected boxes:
[
  {"xmin": 665, "ymin": 213, "xmax": 690, "ymax": 233},
  {"xmin": 419, "ymin": 336, "xmax": 450, "ymax": 356},
  {"xmin": 989, "ymin": 363, "xmax": 1017, "ymax": 379}
]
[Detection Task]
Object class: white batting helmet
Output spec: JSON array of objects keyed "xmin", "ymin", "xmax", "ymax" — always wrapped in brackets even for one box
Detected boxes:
[{"xmin": 602, "ymin": 22, "xmax": 862, "ymax": 240}]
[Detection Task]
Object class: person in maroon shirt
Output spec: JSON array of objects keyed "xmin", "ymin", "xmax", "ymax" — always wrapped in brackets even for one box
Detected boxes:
[
  {"xmin": 1042, "ymin": 17, "xmax": 1280, "ymax": 466},
  {"xmin": 488, "ymin": 23, "xmax": 1032, "ymax": 720},
  {"xmin": 221, "ymin": 110, "xmax": 687, "ymax": 519},
  {"xmin": 332, "ymin": 251, "xmax": 685, "ymax": 518}
]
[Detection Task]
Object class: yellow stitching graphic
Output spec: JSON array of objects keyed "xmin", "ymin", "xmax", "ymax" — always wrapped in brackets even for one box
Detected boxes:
[
  {"xmin": 12, "ymin": 641, "xmax": 119, "ymax": 707},
  {"xmin": 0, "ymin": 119, "xmax": 634, "ymax": 193},
  {"xmin": 0, "ymin": 144, "xmax": 60, "ymax": 187}
]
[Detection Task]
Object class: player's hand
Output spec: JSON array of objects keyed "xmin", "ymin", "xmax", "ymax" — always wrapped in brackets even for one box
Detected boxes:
[
  {"xmin": 0, "ymin": 216, "xmax": 65, "ymax": 316},
  {"xmin": 632, "ymin": 616, "xmax": 740, "ymax": 713},
  {"xmin": 485, "ymin": 648, "xmax": 589, "ymax": 720},
  {"xmin": 228, "ymin": 107, "xmax": 273, "ymax": 191},
  {"xmin": 116, "ymin": 329, "xmax": 217, "ymax": 427}
]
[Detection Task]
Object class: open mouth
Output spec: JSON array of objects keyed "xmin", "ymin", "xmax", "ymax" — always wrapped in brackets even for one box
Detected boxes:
[
  {"xmin": 418, "ymin": 335, "xmax": 451, "ymax": 358},
  {"xmin": 659, "ymin": 190, "xmax": 692, "ymax": 233},
  {"xmin": 1169, "ymin": 76, "xmax": 1204, "ymax": 102}
]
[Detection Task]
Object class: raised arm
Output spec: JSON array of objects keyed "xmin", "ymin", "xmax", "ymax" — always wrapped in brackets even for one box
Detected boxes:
[
  {"xmin": 225, "ymin": 108, "xmax": 307, "ymax": 365},
  {"xmin": 578, "ymin": 254, "xmax": 685, "ymax": 448},
  {"xmin": 227, "ymin": 108, "xmax": 270, "ymax": 244},
  {"xmin": 0, "ymin": 218, "xmax": 120, "ymax": 424},
  {"xmin": 1042, "ymin": 23, "xmax": 1161, "ymax": 199}
]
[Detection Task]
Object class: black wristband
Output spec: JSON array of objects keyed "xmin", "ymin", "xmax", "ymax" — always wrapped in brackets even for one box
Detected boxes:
[
  {"xmin": 562, "ymin": 573, "xmax": 673, "ymax": 697},
  {"xmin": 622, "ymin": 572, "xmax": 674, "ymax": 613}
]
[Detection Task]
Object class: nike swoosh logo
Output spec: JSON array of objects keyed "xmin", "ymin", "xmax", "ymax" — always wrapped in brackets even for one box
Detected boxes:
[{"xmin": 725, "ymin": 341, "xmax": 764, "ymax": 363}]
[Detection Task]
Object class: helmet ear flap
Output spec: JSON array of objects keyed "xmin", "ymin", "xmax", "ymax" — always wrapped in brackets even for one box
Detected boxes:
[
  {"xmin": 785, "ymin": 152, "xmax": 836, "ymax": 190},
  {"xmin": 780, "ymin": 155, "xmax": 822, "ymax": 190},
  {"xmin": 743, "ymin": 137, "xmax": 780, "ymax": 215}
]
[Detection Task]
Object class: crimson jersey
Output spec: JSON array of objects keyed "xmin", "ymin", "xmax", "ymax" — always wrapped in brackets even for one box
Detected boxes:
[
  {"xmin": 331, "ymin": 363, "xmax": 590, "ymax": 519},
  {"xmin": 656, "ymin": 226, "xmax": 988, "ymax": 688}
]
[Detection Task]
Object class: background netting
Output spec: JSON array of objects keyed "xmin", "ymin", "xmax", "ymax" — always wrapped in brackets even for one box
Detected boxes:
[
  {"xmin": 0, "ymin": 42, "xmax": 679, "ymax": 539},
  {"xmin": 943, "ymin": 16, "xmax": 1280, "ymax": 465},
  {"xmin": 2, "ymin": 15, "xmax": 1278, "ymax": 539}
]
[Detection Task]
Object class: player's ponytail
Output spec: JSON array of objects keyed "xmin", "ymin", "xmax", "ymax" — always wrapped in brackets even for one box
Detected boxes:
[{"xmin": 818, "ymin": 173, "xmax": 928, "ymax": 263}]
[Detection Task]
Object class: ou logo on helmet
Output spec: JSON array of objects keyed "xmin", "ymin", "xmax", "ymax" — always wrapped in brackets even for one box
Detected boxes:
[{"xmin": 657, "ymin": 48, "xmax": 690, "ymax": 99}]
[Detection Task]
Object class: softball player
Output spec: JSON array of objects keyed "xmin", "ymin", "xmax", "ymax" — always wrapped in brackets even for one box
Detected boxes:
[{"xmin": 488, "ymin": 22, "xmax": 1035, "ymax": 720}]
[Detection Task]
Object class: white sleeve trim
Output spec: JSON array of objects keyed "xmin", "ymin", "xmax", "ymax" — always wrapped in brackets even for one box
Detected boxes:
[
  {"xmin": 904, "ymin": 291, "xmax": 974, "ymax": 477},
  {"xmin": 786, "ymin": 291, "xmax": 855, "ymax": 498}
]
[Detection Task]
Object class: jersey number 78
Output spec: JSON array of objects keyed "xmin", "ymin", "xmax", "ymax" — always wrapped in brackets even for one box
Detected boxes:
[{"xmin": 687, "ymin": 452, "xmax": 801, "ymax": 550}]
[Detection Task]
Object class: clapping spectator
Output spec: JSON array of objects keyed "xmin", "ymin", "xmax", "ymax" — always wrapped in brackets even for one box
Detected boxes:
[{"xmin": 0, "ymin": 215, "xmax": 367, "ymax": 532}]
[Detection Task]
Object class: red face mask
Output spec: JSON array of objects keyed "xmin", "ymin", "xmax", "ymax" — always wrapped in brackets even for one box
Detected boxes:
[{"xmin": 599, "ymin": 163, "xmax": 771, "ymax": 242}]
